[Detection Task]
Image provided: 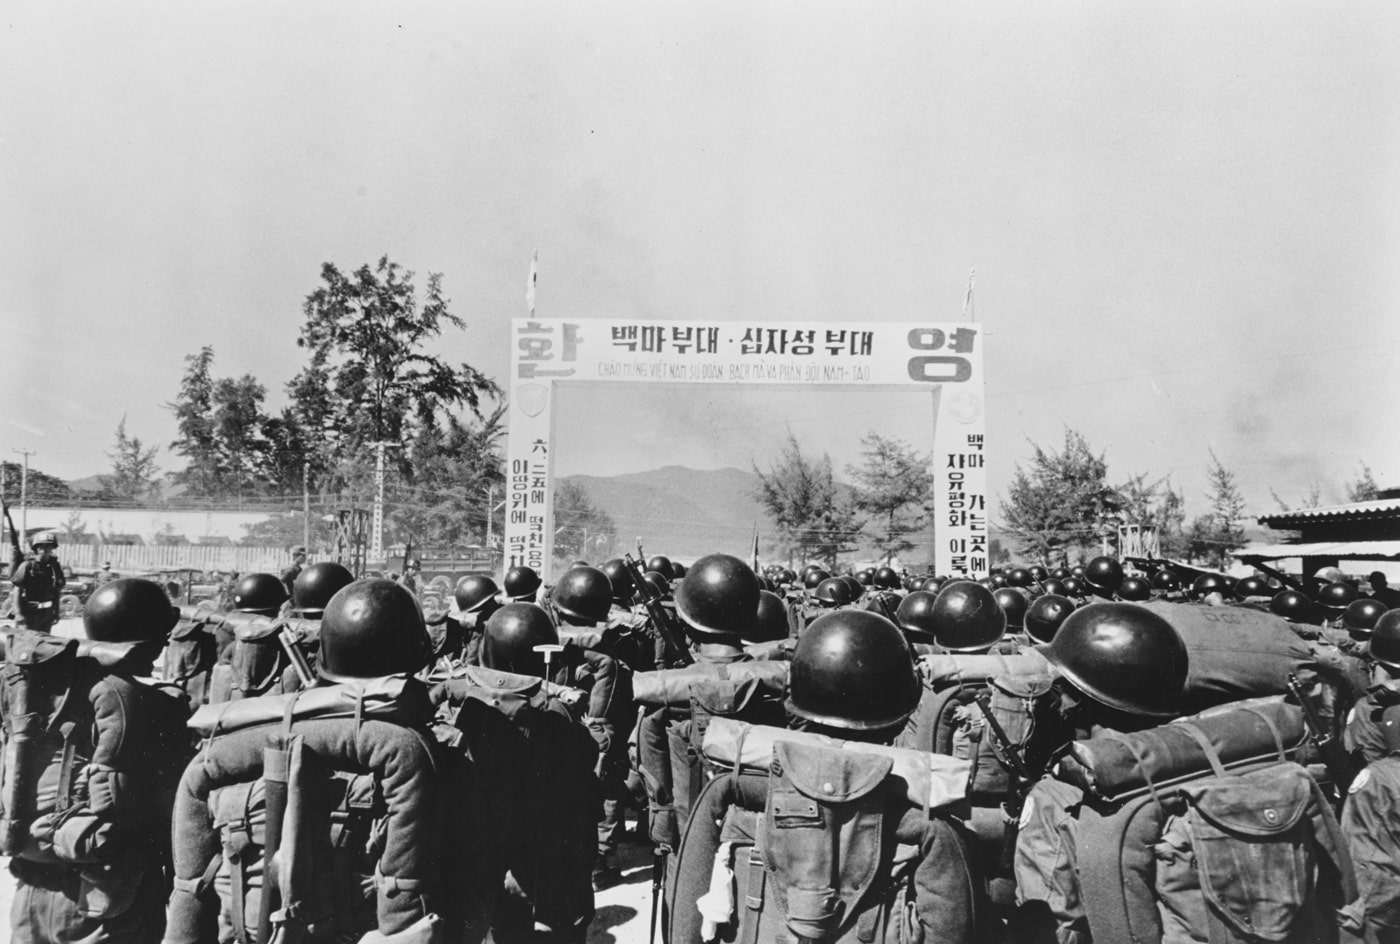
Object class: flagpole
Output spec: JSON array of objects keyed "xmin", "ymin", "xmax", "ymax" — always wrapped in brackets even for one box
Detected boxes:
[{"xmin": 527, "ymin": 250, "xmax": 539, "ymax": 316}]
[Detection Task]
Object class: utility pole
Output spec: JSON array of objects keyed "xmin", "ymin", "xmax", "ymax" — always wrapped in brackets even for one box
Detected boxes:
[
  {"xmin": 486, "ymin": 483, "xmax": 495, "ymax": 548},
  {"xmin": 302, "ymin": 461, "xmax": 311, "ymax": 553},
  {"xmin": 367, "ymin": 441, "xmax": 399, "ymax": 563},
  {"xmin": 12, "ymin": 449, "xmax": 35, "ymax": 538}
]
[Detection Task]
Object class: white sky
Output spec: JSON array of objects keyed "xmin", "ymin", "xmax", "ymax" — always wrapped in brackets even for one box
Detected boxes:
[{"xmin": 3, "ymin": 2, "xmax": 1398, "ymax": 522}]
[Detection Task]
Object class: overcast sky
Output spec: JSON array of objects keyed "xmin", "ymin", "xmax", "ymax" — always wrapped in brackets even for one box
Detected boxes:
[{"xmin": 3, "ymin": 2, "xmax": 1398, "ymax": 523}]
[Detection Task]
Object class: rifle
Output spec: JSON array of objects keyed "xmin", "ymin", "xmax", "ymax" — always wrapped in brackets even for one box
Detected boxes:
[
  {"xmin": 1, "ymin": 498, "xmax": 22, "ymax": 575},
  {"xmin": 279, "ymin": 625, "xmax": 315, "ymax": 688},
  {"xmin": 1287, "ymin": 673, "xmax": 1355, "ymax": 792},
  {"xmin": 624, "ymin": 553, "xmax": 694, "ymax": 667},
  {"xmin": 650, "ymin": 846, "xmax": 667, "ymax": 944},
  {"xmin": 972, "ymin": 692, "xmax": 1036, "ymax": 869}
]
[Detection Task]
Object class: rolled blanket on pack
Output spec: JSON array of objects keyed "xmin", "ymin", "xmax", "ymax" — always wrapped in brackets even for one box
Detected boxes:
[
  {"xmin": 918, "ymin": 649, "xmax": 1050, "ymax": 688},
  {"xmin": 701, "ymin": 717, "xmax": 970, "ymax": 811},
  {"xmin": 188, "ymin": 675, "xmax": 434, "ymax": 737},
  {"xmin": 632, "ymin": 660, "xmax": 790, "ymax": 707}
]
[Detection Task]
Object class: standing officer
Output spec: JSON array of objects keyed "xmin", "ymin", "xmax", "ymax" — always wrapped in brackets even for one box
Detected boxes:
[
  {"xmin": 9, "ymin": 532, "xmax": 65, "ymax": 632},
  {"xmin": 279, "ymin": 545, "xmax": 307, "ymax": 596}
]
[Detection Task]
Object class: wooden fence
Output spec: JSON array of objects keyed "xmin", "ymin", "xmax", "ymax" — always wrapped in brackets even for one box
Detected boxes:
[{"xmin": 53, "ymin": 545, "xmax": 292, "ymax": 575}]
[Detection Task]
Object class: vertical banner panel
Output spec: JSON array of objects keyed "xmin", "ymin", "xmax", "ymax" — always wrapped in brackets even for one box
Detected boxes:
[{"xmin": 507, "ymin": 319, "xmax": 986, "ymax": 579}]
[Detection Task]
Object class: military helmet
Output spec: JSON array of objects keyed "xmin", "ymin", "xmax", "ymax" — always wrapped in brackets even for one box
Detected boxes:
[
  {"xmin": 1190, "ymin": 574, "xmax": 1234, "ymax": 601},
  {"xmin": 643, "ymin": 570, "xmax": 672, "ymax": 598},
  {"xmin": 674, "ymin": 553, "xmax": 760, "ymax": 639},
  {"xmin": 319, "ymin": 579, "xmax": 430, "ymax": 683},
  {"xmin": 839, "ymin": 574, "xmax": 865, "ymax": 601},
  {"xmin": 993, "ymin": 586, "xmax": 1028, "ymax": 630},
  {"xmin": 988, "ymin": 573, "xmax": 1009, "ymax": 589},
  {"xmin": 1028, "ymin": 565, "xmax": 1049, "ymax": 583},
  {"xmin": 777, "ymin": 568, "xmax": 798, "ymax": 587},
  {"xmin": 1083, "ymin": 556, "xmax": 1124, "ymax": 596},
  {"xmin": 600, "ymin": 559, "xmax": 635, "ymax": 605},
  {"xmin": 29, "ymin": 531, "xmax": 58, "ymax": 549},
  {"xmin": 803, "ymin": 568, "xmax": 832, "ymax": 591},
  {"xmin": 1025, "ymin": 593, "xmax": 1075, "ymax": 645},
  {"xmin": 1235, "ymin": 576, "xmax": 1273, "ymax": 599},
  {"xmin": 918, "ymin": 575, "xmax": 947, "ymax": 593},
  {"xmin": 233, "ymin": 572, "xmax": 289, "ymax": 615},
  {"xmin": 1006, "ymin": 567, "xmax": 1034, "ymax": 589},
  {"xmin": 1051, "ymin": 567, "xmax": 1072, "ymax": 581},
  {"xmin": 786, "ymin": 610, "xmax": 921, "ymax": 733},
  {"xmin": 873, "ymin": 566, "xmax": 901, "ymax": 590},
  {"xmin": 292, "ymin": 562, "xmax": 356, "ymax": 615},
  {"xmin": 1150, "ymin": 569, "xmax": 1182, "ymax": 592},
  {"xmin": 1070, "ymin": 565, "xmax": 1087, "ymax": 578},
  {"xmin": 1044, "ymin": 602, "xmax": 1188, "ymax": 719},
  {"xmin": 83, "ymin": 577, "xmax": 177, "ymax": 643},
  {"xmin": 671, "ymin": 562, "xmax": 688, "ymax": 579},
  {"xmin": 1039, "ymin": 577, "xmax": 1069, "ymax": 597},
  {"xmin": 552, "ymin": 566, "xmax": 613, "ymax": 624},
  {"xmin": 894, "ymin": 590, "xmax": 938, "ymax": 641},
  {"xmin": 647, "ymin": 555, "xmax": 674, "ymax": 579},
  {"xmin": 1060, "ymin": 576, "xmax": 1087, "ymax": 597},
  {"xmin": 1317, "ymin": 581, "xmax": 1359, "ymax": 614},
  {"xmin": 1270, "ymin": 589, "xmax": 1316, "ymax": 623},
  {"xmin": 481, "ymin": 603, "xmax": 559, "ymax": 676},
  {"xmin": 1117, "ymin": 576, "xmax": 1153, "ymax": 602},
  {"xmin": 453, "ymin": 574, "xmax": 500, "ymax": 614},
  {"xmin": 1343, "ymin": 598, "xmax": 1388, "ymax": 636},
  {"xmin": 814, "ymin": 576, "xmax": 854, "ymax": 607},
  {"xmin": 1369, "ymin": 610, "xmax": 1400, "ymax": 672},
  {"xmin": 748, "ymin": 590, "xmax": 791, "ymax": 645},
  {"xmin": 856, "ymin": 569, "xmax": 875, "ymax": 586},
  {"xmin": 932, "ymin": 580, "xmax": 1007, "ymax": 653},
  {"xmin": 503, "ymin": 565, "xmax": 542, "ymax": 601}
]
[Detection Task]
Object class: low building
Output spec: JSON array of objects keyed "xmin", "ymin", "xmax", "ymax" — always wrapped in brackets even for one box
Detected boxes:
[{"xmin": 1236, "ymin": 487, "xmax": 1400, "ymax": 584}]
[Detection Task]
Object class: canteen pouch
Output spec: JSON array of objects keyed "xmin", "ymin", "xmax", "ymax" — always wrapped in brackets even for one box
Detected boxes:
[
  {"xmin": 763, "ymin": 740, "xmax": 892, "ymax": 942},
  {"xmin": 1154, "ymin": 763, "xmax": 1323, "ymax": 943}
]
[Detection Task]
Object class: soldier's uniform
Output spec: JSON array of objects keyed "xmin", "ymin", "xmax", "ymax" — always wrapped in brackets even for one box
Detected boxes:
[
  {"xmin": 11, "ymin": 548, "xmax": 66, "ymax": 632},
  {"xmin": 1341, "ymin": 755, "xmax": 1400, "ymax": 943}
]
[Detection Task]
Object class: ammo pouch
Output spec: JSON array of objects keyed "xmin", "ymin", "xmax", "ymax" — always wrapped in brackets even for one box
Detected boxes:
[{"xmin": 763, "ymin": 740, "xmax": 892, "ymax": 943}]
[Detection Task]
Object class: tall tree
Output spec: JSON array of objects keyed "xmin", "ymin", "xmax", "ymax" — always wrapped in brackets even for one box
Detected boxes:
[
  {"xmin": 754, "ymin": 431, "xmax": 863, "ymax": 567},
  {"xmin": 211, "ymin": 374, "xmax": 270, "ymax": 500},
  {"xmin": 1349, "ymin": 462, "xmax": 1380, "ymax": 503},
  {"xmin": 102, "ymin": 416, "xmax": 161, "ymax": 503},
  {"xmin": 847, "ymin": 433, "xmax": 933, "ymax": 563},
  {"xmin": 0, "ymin": 462, "xmax": 73, "ymax": 505},
  {"xmin": 167, "ymin": 346, "xmax": 221, "ymax": 497},
  {"xmin": 1001, "ymin": 429, "xmax": 1121, "ymax": 565},
  {"xmin": 388, "ymin": 405, "xmax": 508, "ymax": 548},
  {"xmin": 553, "ymin": 479, "xmax": 617, "ymax": 561},
  {"xmin": 1188, "ymin": 450, "xmax": 1247, "ymax": 568},
  {"xmin": 288, "ymin": 257, "xmax": 499, "ymax": 487}
]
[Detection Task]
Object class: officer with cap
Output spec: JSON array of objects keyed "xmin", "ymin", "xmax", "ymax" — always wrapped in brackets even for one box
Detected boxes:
[
  {"xmin": 9, "ymin": 531, "xmax": 65, "ymax": 632},
  {"xmin": 1014, "ymin": 602, "xmax": 1189, "ymax": 943}
]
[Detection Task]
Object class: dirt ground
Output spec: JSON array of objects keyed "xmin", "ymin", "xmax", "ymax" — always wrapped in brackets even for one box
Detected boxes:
[{"xmin": 0, "ymin": 616, "xmax": 655, "ymax": 944}]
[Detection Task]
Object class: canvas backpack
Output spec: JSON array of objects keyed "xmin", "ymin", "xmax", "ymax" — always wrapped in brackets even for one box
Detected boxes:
[
  {"xmin": 166, "ymin": 605, "xmax": 223, "ymax": 708},
  {"xmin": 208, "ymin": 613, "xmax": 319, "ymax": 705},
  {"xmin": 165, "ymin": 677, "xmax": 459, "ymax": 944},
  {"xmin": 1051, "ymin": 699, "xmax": 1357, "ymax": 944},
  {"xmin": 668, "ymin": 719, "xmax": 982, "ymax": 944}
]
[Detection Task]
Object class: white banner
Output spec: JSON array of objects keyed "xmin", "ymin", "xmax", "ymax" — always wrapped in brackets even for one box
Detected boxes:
[{"xmin": 505, "ymin": 319, "xmax": 988, "ymax": 578}]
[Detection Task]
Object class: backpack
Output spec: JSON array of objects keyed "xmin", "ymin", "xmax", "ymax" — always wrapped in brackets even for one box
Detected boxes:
[
  {"xmin": 165, "ymin": 605, "xmax": 222, "ymax": 708},
  {"xmin": 166, "ymin": 678, "xmax": 460, "ymax": 944},
  {"xmin": 669, "ymin": 719, "xmax": 981, "ymax": 944},
  {"xmin": 431, "ymin": 665, "xmax": 598, "ymax": 940},
  {"xmin": 1051, "ymin": 699, "xmax": 1356, "ymax": 944},
  {"xmin": 208, "ymin": 613, "xmax": 318, "ymax": 705}
]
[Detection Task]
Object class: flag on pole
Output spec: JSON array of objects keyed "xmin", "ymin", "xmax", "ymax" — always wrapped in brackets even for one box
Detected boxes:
[
  {"xmin": 962, "ymin": 267, "xmax": 976, "ymax": 321},
  {"xmin": 750, "ymin": 521, "xmax": 760, "ymax": 573},
  {"xmin": 526, "ymin": 250, "xmax": 538, "ymax": 316}
]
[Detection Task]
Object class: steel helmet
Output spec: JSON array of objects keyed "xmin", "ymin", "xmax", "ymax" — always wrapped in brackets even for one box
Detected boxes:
[
  {"xmin": 747, "ymin": 590, "xmax": 791, "ymax": 645},
  {"xmin": 1235, "ymin": 576, "xmax": 1273, "ymax": 599},
  {"xmin": 786, "ymin": 610, "xmax": 921, "ymax": 734},
  {"xmin": 1151, "ymin": 569, "xmax": 1182, "ymax": 593},
  {"xmin": 1044, "ymin": 602, "xmax": 1188, "ymax": 719},
  {"xmin": 233, "ymin": 573, "xmax": 289, "ymax": 615},
  {"xmin": 1117, "ymin": 576, "xmax": 1153, "ymax": 602},
  {"xmin": 1040, "ymin": 578, "xmax": 1069, "ymax": 597},
  {"xmin": 1270, "ymin": 589, "xmax": 1316, "ymax": 623},
  {"xmin": 1370, "ymin": 610, "xmax": 1400, "ymax": 672},
  {"xmin": 291, "ymin": 562, "xmax": 355, "ymax": 615},
  {"xmin": 1051, "ymin": 568, "xmax": 1072, "ymax": 581},
  {"xmin": 503, "ymin": 565, "xmax": 542, "ymax": 601},
  {"xmin": 481, "ymin": 603, "xmax": 559, "ymax": 676},
  {"xmin": 918, "ymin": 575, "xmax": 948, "ymax": 593},
  {"xmin": 30, "ymin": 531, "xmax": 58, "ymax": 549},
  {"xmin": 1060, "ymin": 576, "xmax": 1087, "ymax": 597},
  {"xmin": 1006, "ymin": 568, "xmax": 1034, "ymax": 589},
  {"xmin": 1344, "ymin": 598, "xmax": 1388, "ymax": 636},
  {"xmin": 989, "ymin": 573, "xmax": 1009, "ymax": 589},
  {"xmin": 453, "ymin": 574, "xmax": 500, "ymax": 614},
  {"xmin": 674, "ymin": 553, "xmax": 760, "ymax": 639},
  {"xmin": 672, "ymin": 562, "xmax": 688, "ymax": 579},
  {"xmin": 814, "ymin": 577, "xmax": 854, "ymax": 607},
  {"xmin": 318, "ymin": 579, "xmax": 430, "ymax": 683},
  {"xmin": 874, "ymin": 567, "xmax": 901, "ymax": 590},
  {"xmin": 642, "ymin": 570, "xmax": 672, "ymax": 598},
  {"xmin": 777, "ymin": 568, "xmax": 798, "ymax": 587},
  {"xmin": 1190, "ymin": 574, "xmax": 1234, "ymax": 600},
  {"xmin": 1318, "ymin": 581, "xmax": 1360, "ymax": 614},
  {"xmin": 894, "ymin": 590, "xmax": 938, "ymax": 641},
  {"xmin": 857, "ymin": 569, "xmax": 876, "ymax": 586},
  {"xmin": 1070, "ymin": 566, "xmax": 1087, "ymax": 579},
  {"xmin": 839, "ymin": 574, "xmax": 865, "ymax": 601},
  {"xmin": 993, "ymin": 586, "xmax": 1029, "ymax": 630},
  {"xmin": 804, "ymin": 569, "xmax": 832, "ymax": 591},
  {"xmin": 600, "ymin": 559, "xmax": 636, "ymax": 605},
  {"xmin": 83, "ymin": 577, "xmax": 177, "ymax": 643},
  {"xmin": 1083, "ymin": 556, "xmax": 1124, "ymax": 597},
  {"xmin": 1025, "ymin": 593, "xmax": 1075, "ymax": 645},
  {"xmin": 1028, "ymin": 565, "xmax": 1049, "ymax": 583},
  {"xmin": 552, "ymin": 566, "xmax": 613, "ymax": 624},
  {"xmin": 932, "ymin": 580, "xmax": 1007, "ymax": 653},
  {"xmin": 646, "ymin": 555, "xmax": 675, "ymax": 580}
]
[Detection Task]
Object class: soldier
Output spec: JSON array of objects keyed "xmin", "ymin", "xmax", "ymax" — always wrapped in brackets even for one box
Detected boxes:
[
  {"xmin": 6, "ymin": 578, "xmax": 190, "ymax": 944},
  {"xmin": 1370, "ymin": 570, "xmax": 1400, "ymax": 609},
  {"xmin": 504, "ymin": 564, "xmax": 543, "ymax": 603},
  {"xmin": 279, "ymin": 545, "xmax": 307, "ymax": 596},
  {"xmin": 451, "ymin": 573, "xmax": 502, "ymax": 668},
  {"xmin": 1345, "ymin": 609, "xmax": 1400, "ymax": 767},
  {"xmin": 1081, "ymin": 555, "xmax": 1123, "ymax": 600},
  {"xmin": 8, "ymin": 531, "xmax": 65, "ymax": 632},
  {"xmin": 930, "ymin": 579, "xmax": 1008, "ymax": 655},
  {"xmin": 1340, "ymin": 702, "xmax": 1400, "ymax": 943},
  {"xmin": 1014, "ymin": 603, "xmax": 1189, "ymax": 943},
  {"xmin": 95, "ymin": 560, "xmax": 116, "ymax": 586}
]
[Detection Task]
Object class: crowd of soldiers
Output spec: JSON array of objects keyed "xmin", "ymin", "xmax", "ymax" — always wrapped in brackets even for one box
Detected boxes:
[{"xmin": 4, "ymin": 529, "xmax": 1400, "ymax": 944}]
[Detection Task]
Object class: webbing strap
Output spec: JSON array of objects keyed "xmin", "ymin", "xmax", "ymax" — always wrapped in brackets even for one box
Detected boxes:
[
  {"xmin": 1175, "ymin": 724, "xmax": 1228, "ymax": 778},
  {"xmin": 229, "ymin": 844, "xmax": 251, "ymax": 944},
  {"xmin": 54, "ymin": 721, "xmax": 79, "ymax": 813},
  {"xmin": 1239, "ymin": 706, "xmax": 1287, "ymax": 762},
  {"xmin": 741, "ymin": 845, "xmax": 765, "ymax": 944},
  {"xmin": 1103, "ymin": 734, "xmax": 1166, "ymax": 811}
]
